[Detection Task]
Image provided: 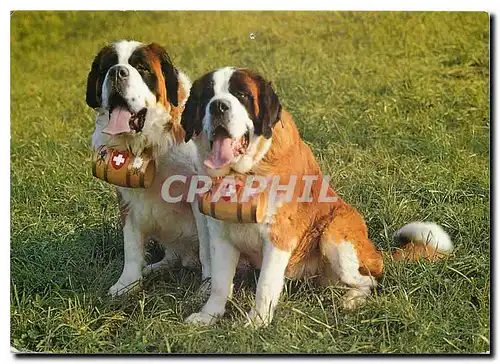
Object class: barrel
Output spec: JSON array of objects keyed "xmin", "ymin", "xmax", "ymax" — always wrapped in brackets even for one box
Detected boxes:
[
  {"xmin": 198, "ymin": 183, "xmax": 268, "ymax": 223},
  {"xmin": 92, "ymin": 145, "xmax": 155, "ymax": 188}
]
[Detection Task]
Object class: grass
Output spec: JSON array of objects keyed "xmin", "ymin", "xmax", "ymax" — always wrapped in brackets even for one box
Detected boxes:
[{"xmin": 10, "ymin": 11, "xmax": 489, "ymax": 354}]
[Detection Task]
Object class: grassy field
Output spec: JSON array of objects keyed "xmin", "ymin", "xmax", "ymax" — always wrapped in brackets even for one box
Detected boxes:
[{"xmin": 10, "ymin": 11, "xmax": 489, "ymax": 354}]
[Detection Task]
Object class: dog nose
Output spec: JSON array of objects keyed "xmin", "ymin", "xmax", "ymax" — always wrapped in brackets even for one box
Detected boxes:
[
  {"xmin": 210, "ymin": 100, "xmax": 230, "ymax": 117},
  {"xmin": 109, "ymin": 65, "xmax": 129, "ymax": 80},
  {"xmin": 118, "ymin": 66, "xmax": 129, "ymax": 79}
]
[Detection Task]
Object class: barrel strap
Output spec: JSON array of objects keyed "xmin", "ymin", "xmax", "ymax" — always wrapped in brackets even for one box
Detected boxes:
[
  {"xmin": 103, "ymin": 147, "xmax": 112, "ymax": 182},
  {"xmin": 139, "ymin": 156, "xmax": 151, "ymax": 188},
  {"xmin": 126, "ymin": 157, "xmax": 133, "ymax": 187},
  {"xmin": 210, "ymin": 200, "xmax": 217, "ymax": 219},
  {"xmin": 236, "ymin": 202, "xmax": 243, "ymax": 223},
  {"xmin": 251, "ymin": 198, "xmax": 258, "ymax": 223}
]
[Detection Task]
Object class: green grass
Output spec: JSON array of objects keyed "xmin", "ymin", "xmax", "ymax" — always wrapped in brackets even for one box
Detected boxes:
[{"xmin": 10, "ymin": 11, "xmax": 489, "ymax": 354}]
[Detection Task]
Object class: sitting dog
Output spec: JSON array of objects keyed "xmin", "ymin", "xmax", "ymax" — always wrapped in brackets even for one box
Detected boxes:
[
  {"xmin": 180, "ymin": 67, "xmax": 453, "ymax": 327},
  {"xmin": 86, "ymin": 40, "xmax": 211, "ymax": 296}
]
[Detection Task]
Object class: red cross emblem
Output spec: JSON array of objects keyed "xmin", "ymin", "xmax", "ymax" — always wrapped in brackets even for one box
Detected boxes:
[
  {"xmin": 218, "ymin": 180, "xmax": 243, "ymax": 202},
  {"xmin": 110, "ymin": 151, "xmax": 129, "ymax": 170}
]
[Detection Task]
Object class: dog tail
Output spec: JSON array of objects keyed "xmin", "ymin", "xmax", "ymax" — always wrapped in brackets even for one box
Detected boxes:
[{"xmin": 392, "ymin": 222, "xmax": 453, "ymax": 261}]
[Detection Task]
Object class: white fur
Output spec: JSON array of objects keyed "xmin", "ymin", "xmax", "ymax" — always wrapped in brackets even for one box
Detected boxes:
[
  {"xmin": 185, "ymin": 220, "xmax": 241, "ymax": 326},
  {"xmin": 114, "ymin": 40, "xmax": 143, "ymax": 64},
  {"xmin": 90, "ymin": 41, "xmax": 211, "ymax": 296},
  {"xmin": 321, "ymin": 240, "xmax": 376, "ymax": 310},
  {"xmin": 108, "ymin": 214, "xmax": 145, "ymax": 295},
  {"xmin": 177, "ymin": 71, "xmax": 192, "ymax": 108},
  {"xmin": 394, "ymin": 221, "xmax": 453, "ymax": 253},
  {"xmin": 212, "ymin": 67, "xmax": 235, "ymax": 94},
  {"xmin": 333, "ymin": 241, "xmax": 377, "ymax": 288},
  {"xmin": 247, "ymin": 239, "xmax": 292, "ymax": 327}
]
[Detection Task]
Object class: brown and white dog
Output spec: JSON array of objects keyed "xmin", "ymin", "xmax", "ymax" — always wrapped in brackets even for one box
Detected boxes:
[
  {"xmin": 181, "ymin": 67, "xmax": 454, "ymax": 327},
  {"xmin": 86, "ymin": 40, "xmax": 211, "ymax": 296}
]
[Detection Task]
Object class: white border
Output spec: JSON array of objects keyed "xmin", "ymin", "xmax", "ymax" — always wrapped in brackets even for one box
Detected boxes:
[
  {"xmin": 3, "ymin": 1, "xmax": 495, "ymax": 362},
  {"xmin": 1, "ymin": 0, "xmax": 499, "ymax": 11}
]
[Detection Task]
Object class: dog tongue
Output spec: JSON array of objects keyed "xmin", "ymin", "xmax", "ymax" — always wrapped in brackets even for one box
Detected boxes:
[
  {"xmin": 103, "ymin": 107, "xmax": 132, "ymax": 135},
  {"xmin": 204, "ymin": 135, "xmax": 233, "ymax": 170}
]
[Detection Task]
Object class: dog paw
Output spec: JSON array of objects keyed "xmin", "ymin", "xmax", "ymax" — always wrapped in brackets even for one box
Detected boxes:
[
  {"xmin": 185, "ymin": 312, "xmax": 218, "ymax": 326},
  {"xmin": 108, "ymin": 279, "xmax": 140, "ymax": 297},
  {"xmin": 196, "ymin": 278, "xmax": 212, "ymax": 299},
  {"xmin": 244, "ymin": 309, "xmax": 271, "ymax": 329},
  {"xmin": 341, "ymin": 289, "xmax": 369, "ymax": 310}
]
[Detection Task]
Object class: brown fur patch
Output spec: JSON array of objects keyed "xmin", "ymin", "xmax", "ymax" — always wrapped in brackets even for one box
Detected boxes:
[
  {"xmin": 165, "ymin": 120, "xmax": 186, "ymax": 143},
  {"xmin": 232, "ymin": 68, "xmax": 261, "ymax": 122},
  {"xmin": 286, "ymin": 212, "xmax": 331, "ymax": 275},
  {"xmin": 239, "ymin": 70, "xmax": 260, "ymax": 116},
  {"xmin": 142, "ymin": 44, "xmax": 187, "ymax": 127},
  {"xmin": 142, "ymin": 44, "xmax": 168, "ymax": 107},
  {"xmin": 171, "ymin": 83, "xmax": 187, "ymax": 122},
  {"xmin": 392, "ymin": 243, "xmax": 448, "ymax": 262}
]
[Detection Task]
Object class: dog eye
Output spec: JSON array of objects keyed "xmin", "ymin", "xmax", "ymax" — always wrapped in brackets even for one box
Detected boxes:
[{"xmin": 235, "ymin": 92, "xmax": 248, "ymax": 100}]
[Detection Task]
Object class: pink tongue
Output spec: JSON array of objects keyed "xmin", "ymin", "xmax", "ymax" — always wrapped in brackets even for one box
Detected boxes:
[
  {"xmin": 204, "ymin": 135, "xmax": 234, "ymax": 170},
  {"xmin": 103, "ymin": 107, "xmax": 132, "ymax": 135}
]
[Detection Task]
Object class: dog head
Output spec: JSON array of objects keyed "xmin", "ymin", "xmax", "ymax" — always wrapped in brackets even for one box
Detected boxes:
[
  {"xmin": 86, "ymin": 40, "xmax": 188, "ymax": 154},
  {"xmin": 181, "ymin": 67, "xmax": 281, "ymax": 175}
]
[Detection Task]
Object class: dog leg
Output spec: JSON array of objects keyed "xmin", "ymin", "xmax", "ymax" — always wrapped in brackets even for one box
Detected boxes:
[
  {"xmin": 190, "ymin": 201, "xmax": 212, "ymax": 298},
  {"xmin": 321, "ymin": 239, "xmax": 379, "ymax": 310},
  {"xmin": 185, "ymin": 226, "xmax": 240, "ymax": 326},
  {"xmin": 246, "ymin": 239, "xmax": 291, "ymax": 328},
  {"xmin": 109, "ymin": 215, "xmax": 145, "ymax": 297}
]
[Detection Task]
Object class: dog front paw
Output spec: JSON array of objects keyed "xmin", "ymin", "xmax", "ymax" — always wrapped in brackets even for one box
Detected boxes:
[
  {"xmin": 185, "ymin": 311, "xmax": 218, "ymax": 326},
  {"xmin": 244, "ymin": 309, "xmax": 272, "ymax": 329},
  {"xmin": 108, "ymin": 279, "xmax": 140, "ymax": 297},
  {"xmin": 340, "ymin": 289, "xmax": 369, "ymax": 310}
]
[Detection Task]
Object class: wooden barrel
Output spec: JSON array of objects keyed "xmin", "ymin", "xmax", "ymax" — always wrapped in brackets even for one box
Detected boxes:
[
  {"xmin": 198, "ymin": 183, "xmax": 268, "ymax": 223},
  {"xmin": 92, "ymin": 145, "xmax": 155, "ymax": 188}
]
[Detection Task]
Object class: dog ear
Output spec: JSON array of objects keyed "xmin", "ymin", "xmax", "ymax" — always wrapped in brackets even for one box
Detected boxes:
[
  {"xmin": 258, "ymin": 80, "xmax": 282, "ymax": 139},
  {"xmin": 181, "ymin": 79, "xmax": 203, "ymax": 142},
  {"xmin": 86, "ymin": 46, "xmax": 110, "ymax": 109},
  {"xmin": 148, "ymin": 43, "xmax": 179, "ymax": 107}
]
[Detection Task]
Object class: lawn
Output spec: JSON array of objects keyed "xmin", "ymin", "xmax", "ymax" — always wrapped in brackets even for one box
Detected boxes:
[{"xmin": 10, "ymin": 11, "xmax": 489, "ymax": 354}]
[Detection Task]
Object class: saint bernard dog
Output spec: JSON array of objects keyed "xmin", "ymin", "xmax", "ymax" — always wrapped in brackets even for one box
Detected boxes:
[
  {"xmin": 86, "ymin": 40, "xmax": 211, "ymax": 296},
  {"xmin": 181, "ymin": 67, "xmax": 454, "ymax": 327}
]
